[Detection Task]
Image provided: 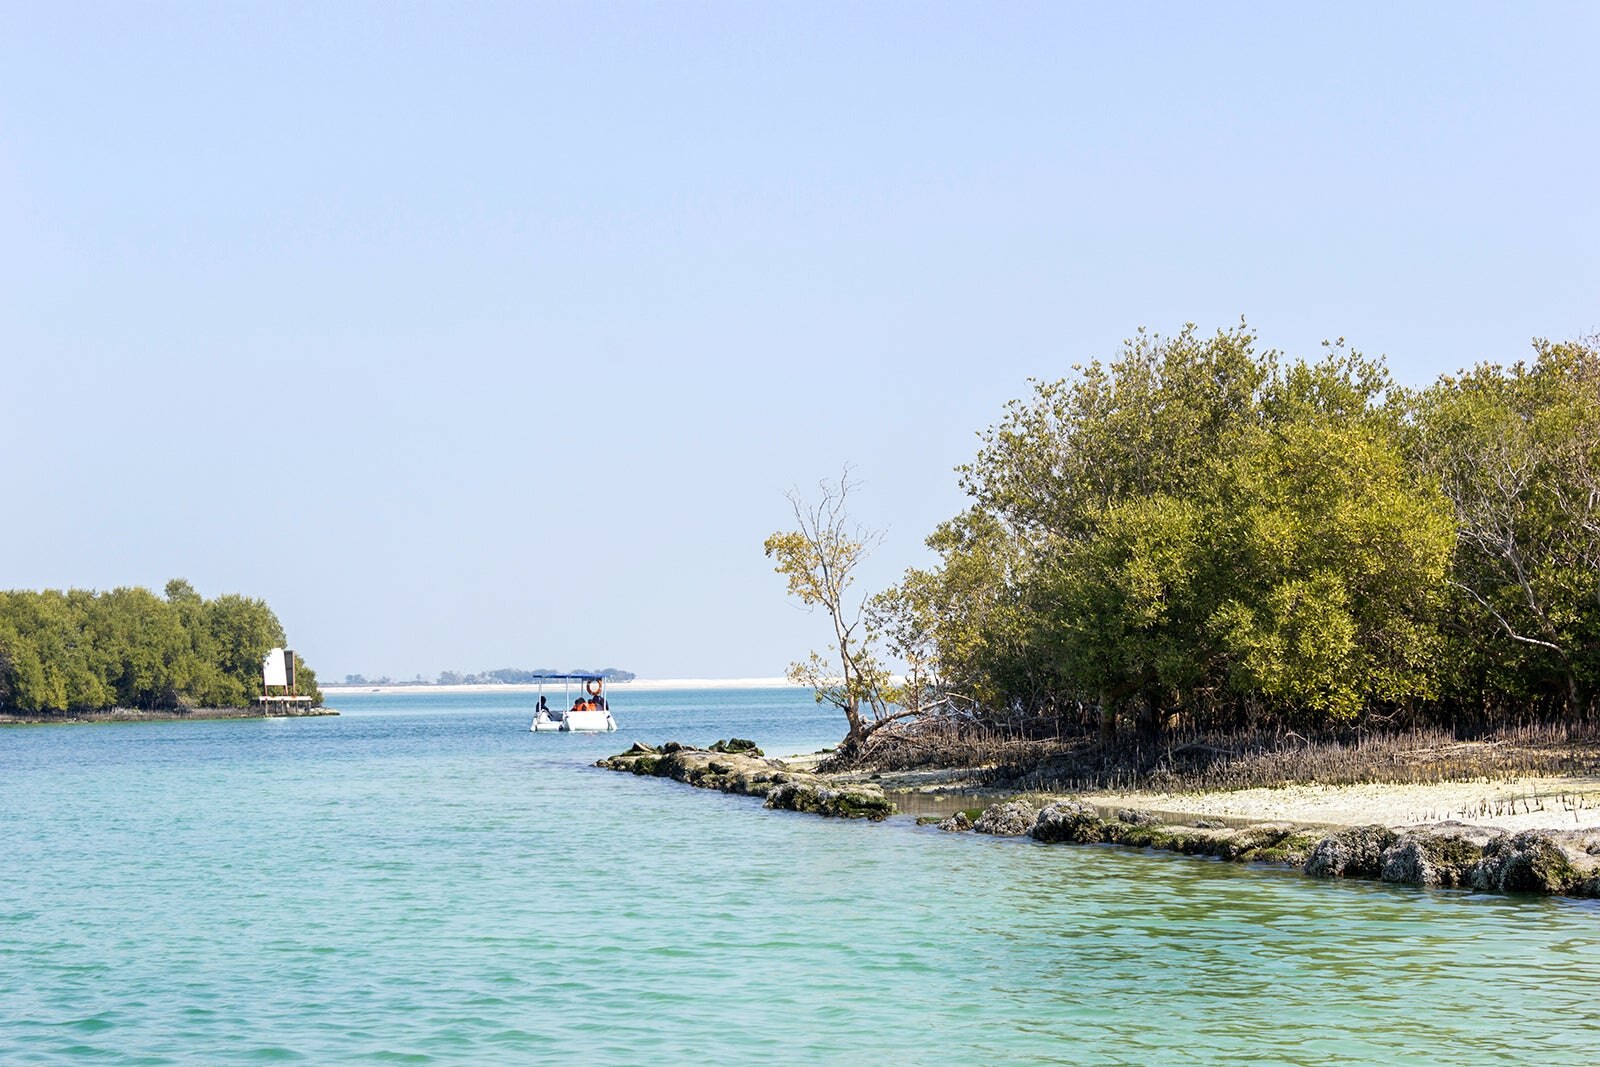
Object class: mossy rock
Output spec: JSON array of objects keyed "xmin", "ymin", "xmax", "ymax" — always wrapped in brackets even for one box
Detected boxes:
[
  {"xmin": 832, "ymin": 790, "xmax": 897, "ymax": 820},
  {"xmin": 686, "ymin": 767, "xmax": 725, "ymax": 788},
  {"xmin": 709, "ymin": 738, "xmax": 764, "ymax": 757},
  {"xmin": 1211, "ymin": 823, "xmax": 1292, "ymax": 862},
  {"xmin": 972, "ymin": 800, "xmax": 1039, "ymax": 837},
  {"xmin": 656, "ymin": 752, "xmax": 698, "ymax": 783},
  {"xmin": 1117, "ymin": 824, "xmax": 1180, "ymax": 850},
  {"xmin": 1472, "ymin": 831, "xmax": 1581, "ymax": 894},
  {"xmin": 1031, "ymin": 801, "xmax": 1107, "ymax": 844},
  {"xmin": 1381, "ymin": 832, "xmax": 1485, "ymax": 888},
  {"xmin": 1249, "ymin": 832, "xmax": 1320, "ymax": 867},
  {"xmin": 1305, "ymin": 826, "xmax": 1399, "ymax": 879},
  {"xmin": 1173, "ymin": 828, "xmax": 1236, "ymax": 858},
  {"xmin": 629, "ymin": 755, "xmax": 662, "ymax": 776},
  {"xmin": 1102, "ymin": 810, "xmax": 1162, "ymax": 844},
  {"xmin": 1106, "ymin": 818, "xmax": 1314, "ymax": 867},
  {"xmin": 764, "ymin": 780, "xmax": 895, "ymax": 821},
  {"xmin": 730, "ymin": 769, "xmax": 784, "ymax": 798}
]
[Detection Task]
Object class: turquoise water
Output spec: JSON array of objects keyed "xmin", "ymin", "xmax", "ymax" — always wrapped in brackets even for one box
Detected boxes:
[{"xmin": 3, "ymin": 688, "xmax": 1598, "ymax": 1065}]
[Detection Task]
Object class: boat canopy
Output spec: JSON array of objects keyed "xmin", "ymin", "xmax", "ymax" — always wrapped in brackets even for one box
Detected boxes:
[{"xmin": 527, "ymin": 673, "xmax": 605, "ymax": 683}]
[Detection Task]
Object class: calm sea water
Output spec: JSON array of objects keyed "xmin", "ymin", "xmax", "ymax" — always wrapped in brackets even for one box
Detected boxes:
[{"xmin": 3, "ymin": 687, "xmax": 1597, "ymax": 1065}]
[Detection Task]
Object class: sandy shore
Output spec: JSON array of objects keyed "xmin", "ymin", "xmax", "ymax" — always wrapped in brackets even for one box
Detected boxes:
[
  {"xmin": 322, "ymin": 677, "xmax": 798, "ymax": 695},
  {"xmin": 837, "ymin": 760, "xmax": 1600, "ymax": 834},
  {"xmin": 1078, "ymin": 776, "xmax": 1600, "ymax": 833}
]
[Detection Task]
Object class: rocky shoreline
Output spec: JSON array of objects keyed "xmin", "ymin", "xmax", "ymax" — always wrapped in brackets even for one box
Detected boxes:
[
  {"xmin": 943, "ymin": 798, "xmax": 1600, "ymax": 897},
  {"xmin": 601, "ymin": 741, "xmax": 1600, "ymax": 899},
  {"xmin": 598, "ymin": 740, "xmax": 896, "ymax": 820},
  {"xmin": 0, "ymin": 706, "xmax": 339, "ymax": 725}
]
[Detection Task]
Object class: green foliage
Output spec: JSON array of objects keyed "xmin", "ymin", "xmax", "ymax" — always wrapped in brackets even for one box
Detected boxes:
[
  {"xmin": 960, "ymin": 323, "xmax": 1271, "ymax": 537},
  {"xmin": 0, "ymin": 581, "xmax": 320, "ymax": 713},
  {"xmin": 1210, "ymin": 413, "xmax": 1454, "ymax": 719},
  {"xmin": 1409, "ymin": 338, "xmax": 1600, "ymax": 713},
  {"xmin": 888, "ymin": 321, "xmax": 1578, "ymax": 737},
  {"xmin": 876, "ymin": 508, "xmax": 1034, "ymax": 711},
  {"xmin": 0, "ymin": 590, "xmax": 113, "ymax": 712}
]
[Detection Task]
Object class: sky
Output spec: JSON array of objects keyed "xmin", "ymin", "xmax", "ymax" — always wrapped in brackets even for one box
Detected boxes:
[{"xmin": 2, "ymin": 3, "xmax": 1596, "ymax": 680}]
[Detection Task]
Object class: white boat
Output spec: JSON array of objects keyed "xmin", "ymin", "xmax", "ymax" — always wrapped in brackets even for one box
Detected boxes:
[{"xmin": 528, "ymin": 674, "xmax": 618, "ymax": 733}]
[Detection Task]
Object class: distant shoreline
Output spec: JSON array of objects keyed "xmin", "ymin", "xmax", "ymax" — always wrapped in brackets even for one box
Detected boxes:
[
  {"xmin": 0, "ymin": 706, "xmax": 338, "ymax": 726},
  {"xmin": 322, "ymin": 678, "xmax": 800, "ymax": 695}
]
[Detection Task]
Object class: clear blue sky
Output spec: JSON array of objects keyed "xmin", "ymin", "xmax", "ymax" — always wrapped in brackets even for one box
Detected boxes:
[{"xmin": 2, "ymin": 3, "xmax": 1595, "ymax": 679}]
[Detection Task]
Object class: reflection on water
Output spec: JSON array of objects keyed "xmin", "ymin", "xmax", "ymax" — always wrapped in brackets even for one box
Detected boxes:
[{"xmin": 885, "ymin": 788, "xmax": 998, "ymax": 818}]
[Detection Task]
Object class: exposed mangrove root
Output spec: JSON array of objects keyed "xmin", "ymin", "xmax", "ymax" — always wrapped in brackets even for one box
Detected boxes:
[{"xmin": 834, "ymin": 717, "xmax": 1600, "ymax": 794}]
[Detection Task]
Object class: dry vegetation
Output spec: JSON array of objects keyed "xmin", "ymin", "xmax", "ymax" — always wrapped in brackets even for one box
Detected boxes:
[{"xmin": 834, "ymin": 717, "xmax": 1600, "ymax": 794}]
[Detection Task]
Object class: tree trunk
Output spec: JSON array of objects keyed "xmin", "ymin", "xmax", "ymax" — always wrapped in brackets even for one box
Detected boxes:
[
  {"xmin": 1098, "ymin": 691, "xmax": 1117, "ymax": 742},
  {"xmin": 844, "ymin": 696, "xmax": 865, "ymax": 748},
  {"xmin": 1136, "ymin": 690, "xmax": 1165, "ymax": 739}
]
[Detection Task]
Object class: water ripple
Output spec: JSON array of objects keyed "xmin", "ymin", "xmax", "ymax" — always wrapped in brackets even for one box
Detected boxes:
[{"xmin": 3, "ymin": 695, "xmax": 1598, "ymax": 1064}]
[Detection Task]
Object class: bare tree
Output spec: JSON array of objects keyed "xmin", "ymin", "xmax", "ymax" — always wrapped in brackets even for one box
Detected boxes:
[{"xmin": 764, "ymin": 470, "xmax": 907, "ymax": 756}]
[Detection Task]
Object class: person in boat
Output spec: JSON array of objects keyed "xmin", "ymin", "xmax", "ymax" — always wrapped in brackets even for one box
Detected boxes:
[
  {"xmin": 572, "ymin": 697, "xmax": 586, "ymax": 713},
  {"xmin": 536, "ymin": 695, "xmax": 549, "ymax": 715}
]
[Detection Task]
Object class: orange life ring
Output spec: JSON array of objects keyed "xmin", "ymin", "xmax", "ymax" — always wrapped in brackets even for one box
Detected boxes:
[{"xmin": 585, "ymin": 678, "xmax": 603, "ymax": 697}]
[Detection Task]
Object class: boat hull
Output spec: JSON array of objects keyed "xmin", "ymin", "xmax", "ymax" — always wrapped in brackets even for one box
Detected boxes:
[
  {"xmin": 529, "ymin": 709, "xmax": 617, "ymax": 732},
  {"xmin": 560, "ymin": 709, "xmax": 617, "ymax": 732}
]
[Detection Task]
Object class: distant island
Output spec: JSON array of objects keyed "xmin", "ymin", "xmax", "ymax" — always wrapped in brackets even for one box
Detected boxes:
[
  {"xmin": 333, "ymin": 667, "xmax": 636, "ymax": 687},
  {"xmin": 0, "ymin": 579, "xmax": 325, "ymax": 721}
]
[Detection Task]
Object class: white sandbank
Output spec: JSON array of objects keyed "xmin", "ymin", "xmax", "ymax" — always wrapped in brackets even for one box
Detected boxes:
[
  {"xmin": 1080, "ymin": 776, "xmax": 1600, "ymax": 833},
  {"xmin": 321, "ymin": 677, "xmax": 799, "ymax": 695}
]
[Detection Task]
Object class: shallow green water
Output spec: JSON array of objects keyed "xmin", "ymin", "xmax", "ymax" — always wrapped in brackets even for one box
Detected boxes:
[{"xmin": 3, "ymin": 689, "xmax": 1597, "ymax": 1064}]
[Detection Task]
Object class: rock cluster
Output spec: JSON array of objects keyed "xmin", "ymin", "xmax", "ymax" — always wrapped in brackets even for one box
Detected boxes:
[
  {"xmin": 1305, "ymin": 826, "xmax": 1398, "ymax": 879},
  {"xmin": 972, "ymin": 800, "xmax": 1038, "ymax": 836},
  {"xmin": 1031, "ymin": 801, "xmax": 1106, "ymax": 844},
  {"xmin": 598, "ymin": 741, "xmax": 895, "ymax": 821},
  {"xmin": 951, "ymin": 798, "xmax": 1322, "ymax": 864},
  {"xmin": 1374, "ymin": 823, "xmax": 1494, "ymax": 888},
  {"xmin": 940, "ymin": 798, "xmax": 1600, "ymax": 898},
  {"xmin": 708, "ymin": 737, "xmax": 764, "ymax": 757},
  {"xmin": 1468, "ymin": 830, "xmax": 1589, "ymax": 894}
]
